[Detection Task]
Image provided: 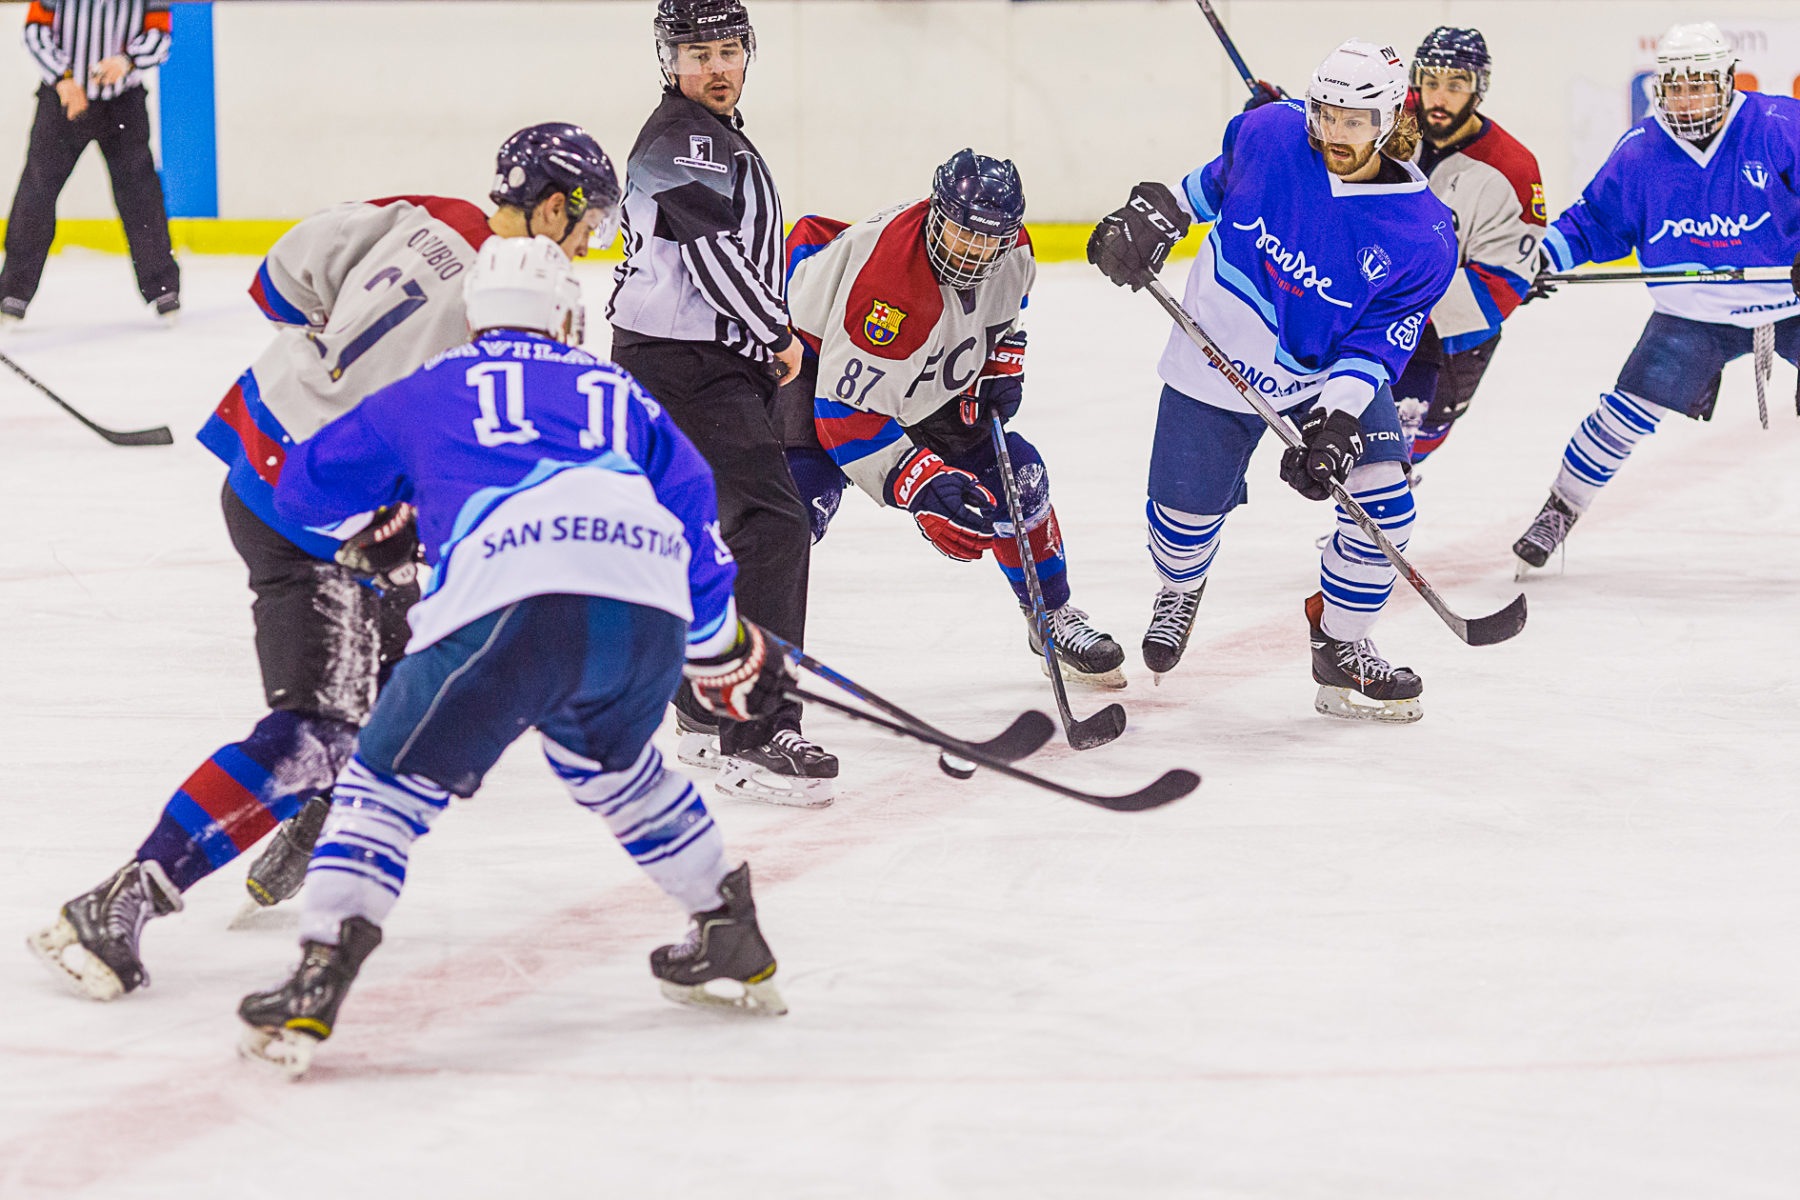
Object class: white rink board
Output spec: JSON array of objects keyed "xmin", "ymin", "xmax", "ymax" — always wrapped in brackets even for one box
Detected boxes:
[{"xmin": 1, "ymin": 257, "xmax": 1799, "ymax": 1197}]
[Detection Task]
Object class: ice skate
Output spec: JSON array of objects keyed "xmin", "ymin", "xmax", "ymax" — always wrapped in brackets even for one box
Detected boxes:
[
  {"xmin": 650, "ymin": 863, "xmax": 786, "ymax": 1017},
  {"xmin": 237, "ymin": 916, "xmax": 383, "ymax": 1079},
  {"xmin": 715, "ymin": 730, "xmax": 837, "ymax": 808},
  {"xmin": 235, "ymin": 794, "xmax": 333, "ymax": 926},
  {"xmin": 1026, "ymin": 604, "xmax": 1126, "ymax": 689},
  {"xmin": 1512, "ymin": 491, "xmax": 1578, "ymax": 579},
  {"xmin": 1305, "ymin": 592, "xmax": 1423, "ymax": 724},
  {"xmin": 674, "ymin": 706, "xmax": 724, "ymax": 772},
  {"xmin": 1141, "ymin": 583, "xmax": 1203, "ymax": 682},
  {"xmin": 27, "ymin": 861, "xmax": 183, "ymax": 1000}
]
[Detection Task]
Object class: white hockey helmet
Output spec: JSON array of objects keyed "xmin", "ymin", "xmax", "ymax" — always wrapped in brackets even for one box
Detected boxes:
[
  {"xmin": 1306, "ymin": 38, "xmax": 1409, "ymax": 148},
  {"xmin": 464, "ymin": 235, "xmax": 583, "ymax": 344},
  {"xmin": 1654, "ymin": 22, "xmax": 1736, "ymax": 140}
]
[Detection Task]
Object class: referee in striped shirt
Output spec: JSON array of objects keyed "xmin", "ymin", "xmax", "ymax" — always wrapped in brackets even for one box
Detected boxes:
[{"xmin": 0, "ymin": 0, "xmax": 179, "ymax": 326}]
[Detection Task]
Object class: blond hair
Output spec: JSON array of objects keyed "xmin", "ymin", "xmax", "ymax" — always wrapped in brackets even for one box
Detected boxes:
[{"xmin": 1381, "ymin": 108, "xmax": 1421, "ymax": 162}]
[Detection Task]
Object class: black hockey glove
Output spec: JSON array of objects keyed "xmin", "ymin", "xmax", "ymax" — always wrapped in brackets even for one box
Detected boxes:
[
  {"xmin": 335, "ymin": 503, "xmax": 419, "ymax": 588},
  {"xmin": 1520, "ymin": 248, "xmax": 1558, "ymax": 305},
  {"xmin": 684, "ymin": 618, "xmax": 795, "ymax": 724},
  {"xmin": 1088, "ymin": 182, "xmax": 1191, "ymax": 291},
  {"xmin": 885, "ymin": 446, "xmax": 998, "ymax": 561},
  {"xmin": 1789, "ymin": 249, "xmax": 1800, "ymax": 296},
  {"xmin": 1243, "ymin": 80, "xmax": 1287, "ymax": 111},
  {"xmin": 1279, "ymin": 408, "xmax": 1364, "ymax": 502},
  {"xmin": 970, "ymin": 329, "xmax": 1026, "ymax": 423}
]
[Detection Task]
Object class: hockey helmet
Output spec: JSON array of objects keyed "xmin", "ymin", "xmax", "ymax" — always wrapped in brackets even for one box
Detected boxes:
[
  {"xmin": 927, "ymin": 149, "xmax": 1025, "ymax": 291},
  {"xmin": 490, "ymin": 123, "xmax": 622, "ymax": 251},
  {"xmin": 1654, "ymin": 22, "xmax": 1736, "ymax": 140},
  {"xmin": 464, "ymin": 235, "xmax": 585, "ymax": 345},
  {"xmin": 655, "ymin": 0, "xmax": 755, "ymax": 81},
  {"xmin": 1411, "ymin": 26, "xmax": 1491, "ymax": 96},
  {"xmin": 1306, "ymin": 39, "xmax": 1409, "ymax": 148}
]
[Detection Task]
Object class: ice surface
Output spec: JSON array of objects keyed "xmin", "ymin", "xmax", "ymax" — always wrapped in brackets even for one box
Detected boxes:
[{"xmin": 2, "ymin": 252, "xmax": 1797, "ymax": 1198}]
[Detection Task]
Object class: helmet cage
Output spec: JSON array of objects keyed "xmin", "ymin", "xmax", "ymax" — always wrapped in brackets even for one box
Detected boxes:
[
  {"xmin": 926, "ymin": 205, "xmax": 1015, "ymax": 291},
  {"xmin": 1654, "ymin": 64, "xmax": 1734, "ymax": 140}
]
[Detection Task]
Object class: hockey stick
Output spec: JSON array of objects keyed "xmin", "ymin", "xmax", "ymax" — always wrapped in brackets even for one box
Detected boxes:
[
  {"xmin": 0, "ymin": 348, "xmax": 174, "ymax": 446},
  {"xmin": 1544, "ymin": 265, "xmax": 1796, "ymax": 286},
  {"xmin": 792, "ymin": 686, "xmax": 1194, "ymax": 812},
  {"xmin": 1192, "ymin": 0, "xmax": 1262, "ymax": 98},
  {"xmin": 989, "ymin": 415, "xmax": 1127, "ymax": 750},
  {"xmin": 1144, "ymin": 278, "xmax": 1527, "ymax": 647},
  {"xmin": 775, "ymin": 636, "xmax": 1057, "ymax": 776}
]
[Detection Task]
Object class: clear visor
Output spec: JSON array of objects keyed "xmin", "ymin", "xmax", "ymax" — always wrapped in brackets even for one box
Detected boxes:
[
  {"xmin": 573, "ymin": 202, "xmax": 622, "ymax": 254},
  {"xmin": 1654, "ymin": 68, "xmax": 1732, "ymax": 138},
  {"xmin": 660, "ymin": 35, "xmax": 754, "ymax": 76},
  {"xmin": 1410, "ymin": 65, "xmax": 1480, "ymax": 95},
  {"xmin": 1306, "ymin": 99, "xmax": 1383, "ymax": 147}
]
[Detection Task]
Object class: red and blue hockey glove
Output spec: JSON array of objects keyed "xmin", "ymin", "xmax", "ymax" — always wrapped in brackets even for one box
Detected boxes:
[
  {"xmin": 1279, "ymin": 407, "xmax": 1363, "ymax": 502},
  {"xmin": 684, "ymin": 618, "xmax": 795, "ymax": 724},
  {"xmin": 971, "ymin": 329, "xmax": 1026, "ymax": 423},
  {"xmin": 335, "ymin": 503, "xmax": 419, "ymax": 588},
  {"xmin": 1088, "ymin": 182, "xmax": 1191, "ymax": 292},
  {"xmin": 1243, "ymin": 80, "xmax": 1287, "ymax": 111},
  {"xmin": 885, "ymin": 446, "xmax": 998, "ymax": 561}
]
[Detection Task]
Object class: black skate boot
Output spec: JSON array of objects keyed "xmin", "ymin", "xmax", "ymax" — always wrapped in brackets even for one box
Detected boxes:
[
  {"xmin": 717, "ymin": 730, "xmax": 837, "ymax": 808},
  {"xmin": 242, "ymin": 793, "xmax": 333, "ymax": 911},
  {"xmin": 1512, "ymin": 491, "xmax": 1580, "ymax": 577},
  {"xmin": 1026, "ymin": 604, "xmax": 1127, "ymax": 689},
  {"xmin": 1306, "ymin": 592, "xmax": 1423, "ymax": 724},
  {"xmin": 1142, "ymin": 582, "xmax": 1204, "ymax": 681},
  {"xmin": 27, "ymin": 861, "xmax": 184, "ymax": 1000},
  {"xmin": 237, "ymin": 916, "xmax": 383, "ymax": 1078},
  {"xmin": 650, "ymin": 863, "xmax": 786, "ymax": 1016}
]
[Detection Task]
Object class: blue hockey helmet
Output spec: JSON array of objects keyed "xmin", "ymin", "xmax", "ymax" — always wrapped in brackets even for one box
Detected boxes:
[
  {"xmin": 1411, "ymin": 26, "xmax": 1491, "ymax": 95},
  {"xmin": 927, "ymin": 149, "xmax": 1025, "ymax": 290},
  {"xmin": 655, "ymin": 0, "xmax": 756, "ymax": 84},
  {"xmin": 490, "ymin": 123, "xmax": 622, "ymax": 250}
]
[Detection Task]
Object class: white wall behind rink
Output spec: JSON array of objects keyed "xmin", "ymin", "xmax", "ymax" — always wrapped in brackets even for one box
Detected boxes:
[{"xmin": 0, "ymin": 0, "xmax": 1793, "ymax": 233}]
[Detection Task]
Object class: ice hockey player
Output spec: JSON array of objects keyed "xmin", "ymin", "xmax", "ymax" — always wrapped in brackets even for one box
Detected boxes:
[
  {"xmin": 776, "ymin": 149, "xmax": 1126, "ymax": 690},
  {"xmin": 27, "ymin": 124, "xmax": 618, "ymax": 1001},
  {"xmin": 1088, "ymin": 39, "xmax": 1455, "ymax": 722},
  {"xmin": 1511, "ymin": 21, "xmax": 1800, "ymax": 575},
  {"xmin": 237, "ymin": 237, "xmax": 789, "ymax": 1078},
  {"xmin": 609, "ymin": 0, "xmax": 836, "ymax": 807},
  {"xmin": 1393, "ymin": 26, "xmax": 1545, "ymax": 467}
]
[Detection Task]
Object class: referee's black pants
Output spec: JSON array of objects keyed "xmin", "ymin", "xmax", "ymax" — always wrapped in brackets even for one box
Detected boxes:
[
  {"xmin": 612, "ymin": 335, "xmax": 812, "ymax": 755},
  {"xmin": 0, "ymin": 84, "xmax": 179, "ymax": 312}
]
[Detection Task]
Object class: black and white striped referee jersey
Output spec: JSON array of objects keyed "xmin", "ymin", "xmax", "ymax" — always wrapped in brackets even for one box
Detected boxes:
[
  {"xmin": 608, "ymin": 90, "xmax": 792, "ymax": 365},
  {"xmin": 23, "ymin": 0, "xmax": 171, "ymax": 100}
]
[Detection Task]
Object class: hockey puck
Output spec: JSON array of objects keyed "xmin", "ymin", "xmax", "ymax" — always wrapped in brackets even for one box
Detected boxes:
[{"xmin": 938, "ymin": 752, "xmax": 977, "ymax": 780}]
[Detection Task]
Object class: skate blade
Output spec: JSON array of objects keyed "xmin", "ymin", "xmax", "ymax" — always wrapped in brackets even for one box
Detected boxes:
[
  {"xmin": 25, "ymin": 918, "xmax": 125, "ymax": 1001},
  {"xmin": 237, "ymin": 1023, "xmax": 319, "ymax": 1079},
  {"xmin": 228, "ymin": 898, "xmax": 299, "ymax": 932},
  {"xmin": 676, "ymin": 730, "xmax": 725, "ymax": 773},
  {"xmin": 713, "ymin": 764, "xmax": 834, "ymax": 809},
  {"xmin": 1314, "ymin": 685, "xmax": 1422, "ymax": 725},
  {"xmin": 658, "ymin": 976, "xmax": 788, "ymax": 1017},
  {"xmin": 1040, "ymin": 657, "xmax": 1127, "ymax": 691},
  {"xmin": 1513, "ymin": 556, "xmax": 1541, "ymax": 583}
]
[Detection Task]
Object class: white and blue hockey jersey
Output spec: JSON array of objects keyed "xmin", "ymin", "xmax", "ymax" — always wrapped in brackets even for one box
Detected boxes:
[
  {"xmin": 1544, "ymin": 91, "xmax": 1800, "ymax": 327},
  {"xmin": 272, "ymin": 332, "xmax": 737, "ymax": 657},
  {"xmin": 1162, "ymin": 100, "xmax": 1457, "ymax": 417}
]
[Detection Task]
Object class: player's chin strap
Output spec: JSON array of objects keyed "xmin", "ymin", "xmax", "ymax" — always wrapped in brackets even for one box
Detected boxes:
[{"xmin": 1141, "ymin": 278, "xmax": 1527, "ymax": 648}]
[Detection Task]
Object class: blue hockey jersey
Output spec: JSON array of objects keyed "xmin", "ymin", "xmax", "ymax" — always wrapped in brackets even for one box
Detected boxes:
[
  {"xmin": 1162, "ymin": 100, "xmax": 1456, "ymax": 417},
  {"xmin": 1544, "ymin": 91, "xmax": 1800, "ymax": 327},
  {"xmin": 272, "ymin": 332, "xmax": 737, "ymax": 656}
]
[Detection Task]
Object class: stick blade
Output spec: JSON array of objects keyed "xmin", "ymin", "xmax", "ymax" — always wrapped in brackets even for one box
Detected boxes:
[
  {"xmin": 1459, "ymin": 593, "xmax": 1528, "ymax": 646},
  {"xmin": 1066, "ymin": 702, "xmax": 1127, "ymax": 751},
  {"xmin": 974, "ymin": 710, "xmax": 1057, "ymax": 761},
  {"xmin": 1093, "ymin": 768, "xmax": 1200, "ymax": 812},
  {"xmin": 100, "ymin": 424, "xmax": 174, "ymax": 447}
]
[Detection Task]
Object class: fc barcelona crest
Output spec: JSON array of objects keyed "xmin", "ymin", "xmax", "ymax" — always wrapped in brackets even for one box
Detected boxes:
[
  {"xmin": 864, "ymin": 300, "xmax": 906, "ymax": 346},
  {"xmin": 1530, "ymin": 182, "xmax": 1547, "ymax": 222}
]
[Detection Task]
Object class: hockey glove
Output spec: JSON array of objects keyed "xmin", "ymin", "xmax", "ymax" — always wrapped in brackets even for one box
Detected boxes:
[
  {"xmin": 1790, "ymin": 249, "xmax": 1800, "ymax": 296},
  {"xmin": 1087, "ymin": 183, "xmax": 1190, "ymax": 291},
  {"xmin": 684, "ymin": 618, "xmax": 794, "ymax": 724},
  {"xmin": 1279, "ymin": 408, "xmax": 1364, "ymax": 502},
  {"xmin": 335, "ymin": 503, "xmax": 420, "ymax": 588},
  {"xmin": 1243, "ymin": 80, "xmax": 1287, "ymax": 111},
  {"xmin": 885, "ymin": 446, "xmax": 998, "ymax": 561},
  {"xmin": 1520, "ymin": 248, "xmax": 1558, "ymax": 305},
  {"xmin": 969, "ymin": 329, "xmax": 1027, "ymax": 423}
]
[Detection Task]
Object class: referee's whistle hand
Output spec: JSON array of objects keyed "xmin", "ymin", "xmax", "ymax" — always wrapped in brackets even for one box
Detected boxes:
[{"xmin": 91, "ymin": 56, "xmax": 130, "ymax": 86}]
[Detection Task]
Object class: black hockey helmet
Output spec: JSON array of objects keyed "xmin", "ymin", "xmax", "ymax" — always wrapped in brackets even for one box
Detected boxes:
[
  {"xmin": 927, "ymin": 149, "xmax": 1025, "ymax": 290},
  {"xmin": 491, "ymin": 122, "xmax": 621, "ymax": 227},
  {"xmin": 1412, "ymin": 26, "xmax": 1491, "ymax": 95},
  {"xmin": 655, "ymin": 0, "xmax": 756, "ymax": 83}
]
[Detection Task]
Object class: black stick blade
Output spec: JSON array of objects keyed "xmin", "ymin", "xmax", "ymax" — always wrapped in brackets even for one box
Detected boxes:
[
  {"xmin": 971, "ymin": 710, "xmax": 1057, "ymax": 761},
  {"xmin": 1460, "ymin": 593, "xmax": 1528, "ymax": 647},
  {"xmin": 1066, "ymin": 702, "xmax": 1126, "ymax": 751},
  {"xmin": 1089, "ymin": 768, "xmax": 1200, "ymax": 812},
  {"xmin": 99, "ymin": 424, "xmax": 175, "ymax": 447}
]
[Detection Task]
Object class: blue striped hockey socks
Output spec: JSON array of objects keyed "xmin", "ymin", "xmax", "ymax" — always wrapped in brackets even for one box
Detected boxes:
[
  {"xmin": 1319, "ymin": 463, "xmax": 1414, "ymax": 642},
  {"xmin": 298, "ymin": 755, "xmax": 447, "ymax": 944},
  {"xmin": 1553, "ymin": 391, "xmax": 1663, "ymax": 513},
  {"xmin": 1147, "ymin": 501, "xmax": 1224, "ymax": 593}
]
